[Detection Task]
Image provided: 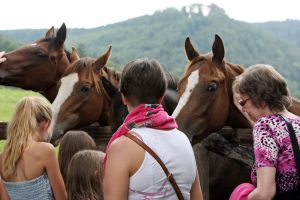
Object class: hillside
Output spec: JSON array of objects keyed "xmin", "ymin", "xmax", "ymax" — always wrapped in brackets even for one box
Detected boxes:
[
  {"xmin": 256, "ymin": 20, "xmax": 300, "ymax": 47},
  {"xmin": 0, "ymin": 34, "xmax": 19, "ymax": 51},
  {"xmin": 1, "ymin": 3, "xmax": 300, "ymax": 97}
]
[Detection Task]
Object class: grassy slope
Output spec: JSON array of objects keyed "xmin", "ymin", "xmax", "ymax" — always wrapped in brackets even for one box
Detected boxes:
[{"xmin": 0, "ymin": 87, "xmax": 43, "ymax": 122}]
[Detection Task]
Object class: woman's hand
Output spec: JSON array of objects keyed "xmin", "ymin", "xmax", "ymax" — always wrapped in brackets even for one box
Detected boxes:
[{"xmin": 233, "ymin": 91, "xmax": 255, "ymax": 127}]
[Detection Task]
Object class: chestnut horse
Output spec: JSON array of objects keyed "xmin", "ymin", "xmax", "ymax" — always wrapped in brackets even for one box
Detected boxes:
[
  {"xmin": 173, "ymin": 35, "xmax": 300, "ymax": 199},
  {"xmin": 48, "ymin": 46, "xmax": 120, "ymax": 144},
  {"xmin": 0, "ymin": 23, "xmax": 70, "ymax": 102}
]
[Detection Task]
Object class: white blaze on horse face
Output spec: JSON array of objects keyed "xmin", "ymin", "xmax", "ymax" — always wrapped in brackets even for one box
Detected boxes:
[
  {"xmin": 47, "ymin": 73, "xmax": 79, "ymax": 141},
  {"xmin": 172, "ymin": 70, "xmax": 199, "ymax": 118}
]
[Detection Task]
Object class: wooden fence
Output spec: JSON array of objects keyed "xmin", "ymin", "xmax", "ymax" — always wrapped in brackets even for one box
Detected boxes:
[
  {"xmin": 0, "ymin": 122, "xmax": 112, "ymax": 145},
  {"xmin": 0, "ymin": 122, "xmax": 252, "ymax": 150}
]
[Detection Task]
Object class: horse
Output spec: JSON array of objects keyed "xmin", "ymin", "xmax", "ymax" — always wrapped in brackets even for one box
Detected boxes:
[
  {"xmin": 48, "ymin": 46, "xmax": 120, "ymax": 144},
  {"xmin": 0, "ymin": 23, "xmax": 70, "ymax": 102},
  {"xmin": 173, "ymin": 35, "xmax": 300, "ymax": 145},
  {"xmin": 173, "ymin": 35, "xmax": 300, "ymax": 199}
]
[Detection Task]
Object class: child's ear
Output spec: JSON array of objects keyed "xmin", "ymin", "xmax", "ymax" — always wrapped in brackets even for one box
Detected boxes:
[{"xmin": 39, "ymin": 120, "xmax": 49, "ymax": 132}]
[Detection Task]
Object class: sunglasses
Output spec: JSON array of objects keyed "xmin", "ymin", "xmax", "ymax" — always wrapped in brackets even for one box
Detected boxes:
[{"xmin": 238, "ymin": 97, "xmax": 251, "ymax": 107}]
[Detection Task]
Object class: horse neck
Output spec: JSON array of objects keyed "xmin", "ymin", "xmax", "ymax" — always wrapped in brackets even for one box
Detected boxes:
[{"xmin": 224, "ymin": 63, "xmax": 251, "ymax": 128}]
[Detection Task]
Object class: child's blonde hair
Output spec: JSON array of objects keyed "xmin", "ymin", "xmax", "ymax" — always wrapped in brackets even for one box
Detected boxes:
[
  {"xmin": 66, "ymin": 150, "xmax": 105, "ymax": 200},
  {"xmin": 2, "ymin": 96, "xmax": 52, "ymax": 178}
]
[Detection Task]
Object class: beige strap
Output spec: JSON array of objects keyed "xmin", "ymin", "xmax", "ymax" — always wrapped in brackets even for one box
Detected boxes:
[{"xmin": 125, "ymin": 132, "xmax": 184, "ymax": 200}]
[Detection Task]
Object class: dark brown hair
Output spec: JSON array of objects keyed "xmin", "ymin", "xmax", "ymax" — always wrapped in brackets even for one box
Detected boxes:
[
  {"xmin": 58, "ymin": 130, "xmax": 97, "ymax": 183},
  {"xmin": 233, "ymin": 64, "xmax": 292, "ymax": 112},
  {"xmin": 119, "ymin": 59, "xmax": 167, "ymax": 105},
  {"xmin": 66, "ymin": 150, "xmax": 105, "ymax": 200}
]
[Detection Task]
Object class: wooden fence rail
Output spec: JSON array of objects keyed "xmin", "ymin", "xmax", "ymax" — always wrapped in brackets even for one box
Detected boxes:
[
  {"xmin": 0, "ymin": 122, "xmax": 252, "ymax": 149},
  {"xmin": 0, "ymin": 122, "xmax": 112, "ymax": 145}
]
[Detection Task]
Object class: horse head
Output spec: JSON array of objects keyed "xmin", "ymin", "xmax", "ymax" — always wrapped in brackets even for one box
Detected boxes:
[
  {"xmin": 48, "ymin": 46, "xmax": 119, "ymax": 145},
  {"xmin": 173, "ymin": 35, "xmax": 250, "ymax": 145},
  {"xmin": 0, "ymin": 23, "xmax": 70, "ymax": 102}
]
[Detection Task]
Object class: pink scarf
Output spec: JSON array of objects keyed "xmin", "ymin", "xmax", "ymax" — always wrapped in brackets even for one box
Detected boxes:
[{"xmin": 103, "ymin": 104, "xmax": 177, "ymax": 168}]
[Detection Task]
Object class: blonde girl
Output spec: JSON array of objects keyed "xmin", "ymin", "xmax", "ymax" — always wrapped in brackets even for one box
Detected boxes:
[{"xmin": 0, "ymin": 96, "xmax": 67, "ymax": 200}]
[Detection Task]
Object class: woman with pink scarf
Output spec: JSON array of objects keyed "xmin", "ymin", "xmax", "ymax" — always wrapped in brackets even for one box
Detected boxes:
[{"xmin": 103, "ymin": 59, "xmax": 202, "ymax": 200}]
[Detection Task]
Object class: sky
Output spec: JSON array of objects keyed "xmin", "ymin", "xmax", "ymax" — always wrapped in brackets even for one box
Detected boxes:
[{"xmin": 1, "ymin": 0, "xmax": 300, "ymax": 30}]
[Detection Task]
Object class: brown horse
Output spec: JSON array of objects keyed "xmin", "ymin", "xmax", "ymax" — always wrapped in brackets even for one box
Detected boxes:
[
  {"xmin": 174, "ymin": 35, "xmax": 300, "ymax": 144},
  {"xmin": 0, "ymin": 23, "xmax": 70, "ymax": 102},
  {"xmin": 173, "ymin": 35, "xmax": 251, "ymax": 145},
  {"xmin": 173, "ymin": 35, "xmax": 300, "ymax": 199},
  {"xmin": 48, "ymin": 46, "xmax": 120, "ymax": 144}
]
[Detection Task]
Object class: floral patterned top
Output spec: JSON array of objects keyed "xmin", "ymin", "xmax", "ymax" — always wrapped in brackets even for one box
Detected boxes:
[{"xmin": 251, "ymin": 114, "xmax": 300, "ymax": 194}]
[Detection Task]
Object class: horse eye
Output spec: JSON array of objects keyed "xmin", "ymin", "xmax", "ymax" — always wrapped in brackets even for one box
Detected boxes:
[
  {"xmin": 81, "ymin": 84, "xmax": 92, "ymax": 93},
  {"xmin": 35, "ymin": 51, "xmax": 47, "ymax": 58},
  {"xmin": 207, "ymin": 82, "xmax": 217, "ymax": 92}
]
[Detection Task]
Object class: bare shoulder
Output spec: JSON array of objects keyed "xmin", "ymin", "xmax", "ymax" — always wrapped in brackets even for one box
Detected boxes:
[
  {"xmin": 31, "ymin": 142, "xmax": 55, "ymax": 157},
  {"xmin": 110, "ymin": 131, "xmax": 144, "ymax": 151},
  {"xmin": 108, "ymin": 134, "xmax": 138, "ymax": 156},
  {"xmin": 107, "ymin": 132, "xmax": 145, "ymax": 176}
]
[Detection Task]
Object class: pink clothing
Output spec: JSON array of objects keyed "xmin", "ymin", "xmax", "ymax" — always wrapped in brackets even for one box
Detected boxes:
[
  {"xmin": 103, "ymin": 104, "xmax": 177, "ymax": 168},
  {"xmin": 251, "ymin": 114, "xmax": 300, "ymax": 194},
  {"xmin": 229, "ymin": 183, "xmax": 255, "ymax": 200}
]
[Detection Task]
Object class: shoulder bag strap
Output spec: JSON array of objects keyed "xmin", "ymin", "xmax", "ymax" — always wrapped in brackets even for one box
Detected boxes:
[
  {"xmin": 125, "ymin": 132, "xmax": 184, "ymax": 200},
  {"xmin": 279, "ymin": 115, "xmax": 300, "ymax": 187}
]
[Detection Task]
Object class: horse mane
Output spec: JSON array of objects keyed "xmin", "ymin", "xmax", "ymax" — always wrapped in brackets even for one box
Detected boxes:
[
  {"xmin": 226, "ymin": 62, "xmax": 245, "ymax": 76},
  {"xmin": 165, "ymin": 70, "xmax": 179, "ymax": 90},
  {"xmin": 64, "ymin": 49, "xmax": 71, "ymax": 62},
  {"xmin": 103, "ymin": 66, "xmax": 121, "ymax": 83}
]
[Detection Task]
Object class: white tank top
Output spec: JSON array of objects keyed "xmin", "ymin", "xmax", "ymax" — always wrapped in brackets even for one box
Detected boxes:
[{"xmin": 128, "ymin": 127, "xmax": 197, "ymax": 200}]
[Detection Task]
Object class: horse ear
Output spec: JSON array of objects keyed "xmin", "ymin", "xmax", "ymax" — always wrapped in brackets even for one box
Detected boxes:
[
  {"xmin": 94, "ymin": 46, "xmax": 112, "ymax": 71},
  {"xmin": 185, "ymin": 37, "xmax": 200, "ymax": 61},
  {"xmin": 101, "ymin": 76, "xmax": 118, "ymax": 99},
  {"xmin": 70, "ymin": 47, "xmax": 80, "ymax": 63},
  {"xmin": 54, "ymin": 23, "xmax": 67, "ymax": 47},
  {"xmin": 212, "ymin": 34, "xmax": 225, "ymax": 66},
  {"xmin": 45, "ymin": 26, "xmax": 55, "ymax": 39}
]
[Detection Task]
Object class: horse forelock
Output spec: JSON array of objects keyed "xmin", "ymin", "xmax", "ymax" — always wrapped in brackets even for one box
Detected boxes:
[{"xmin": 64, "ymin": 58, "xmax": 102, "ymax": 94}]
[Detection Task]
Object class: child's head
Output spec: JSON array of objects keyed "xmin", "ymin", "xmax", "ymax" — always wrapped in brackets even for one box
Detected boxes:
[
  {"xmin": 2, "ymin": 96, "xmax": 52, "ymax": 178},
  {"xmin": 58, "ymin": 130, "xmax": 97, "ymax": 182},
  {"xmin": 119, "ymin": 59, "xmax": 167, "ymax": 106},
  {"xmin": 66, "ymin": 150, "xmax": 105, "ymax": 200}
]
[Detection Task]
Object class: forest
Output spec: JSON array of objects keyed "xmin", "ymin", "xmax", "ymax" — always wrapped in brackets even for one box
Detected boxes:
[{"xmin": 1, "ymin": 3, "xmax": 300, "ymax": 97}]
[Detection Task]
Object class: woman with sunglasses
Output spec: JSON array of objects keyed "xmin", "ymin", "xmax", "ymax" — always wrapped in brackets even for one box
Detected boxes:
[{"xmin": 232, "ymin": 64, "xmax": 300, "ymax": 200}]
